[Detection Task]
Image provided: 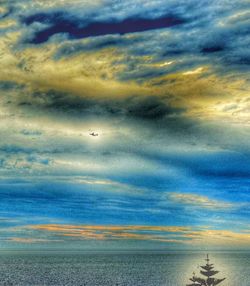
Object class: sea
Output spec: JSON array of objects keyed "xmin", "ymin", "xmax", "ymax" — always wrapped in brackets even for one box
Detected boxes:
[{"xmin": 0, "ymin": 251, "xmax": 249, "ymax": 286}]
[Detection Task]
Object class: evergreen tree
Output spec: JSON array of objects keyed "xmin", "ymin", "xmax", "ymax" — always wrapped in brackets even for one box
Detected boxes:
[{"xmin": 186, "ymin": 254, "xmax": 226, "ymax": 286}]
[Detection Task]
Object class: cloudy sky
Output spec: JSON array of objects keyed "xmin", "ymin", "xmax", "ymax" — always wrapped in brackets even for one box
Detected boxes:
[{"xmin": 0, "ymin": 0, "xmax": 249, "ymax": 250}]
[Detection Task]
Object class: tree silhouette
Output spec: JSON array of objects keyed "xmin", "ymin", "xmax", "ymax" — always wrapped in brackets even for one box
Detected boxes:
[{"xmin": 186, "ymin": 254, "xmax": 226, "ymax": 286}]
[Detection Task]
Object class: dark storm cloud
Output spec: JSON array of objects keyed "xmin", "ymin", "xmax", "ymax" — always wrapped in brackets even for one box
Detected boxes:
[
  {"xmin": 7, "ymin": 0, "xmax": 249, "ymax": 79},
  {"xmin": 23, "ymin": 11, "xmax": 186, "ymax": 44},
  {"xmin": 53, "ymin": 35, "xmax": 142, "ymax": 59},
  {"xmin": 50, "ymin": 15, "xmax": 250, "ymax": 83},
  {"xmin": 201, "ymin": 45, "xmax": 225, "ymax": 54},
  {"xmin": 15, "ymin": 89, "xmax": 185, "ymax": 120},
  {"xmin": 125, "ymin": 96, "xmax": 185, "ymax": 119}
]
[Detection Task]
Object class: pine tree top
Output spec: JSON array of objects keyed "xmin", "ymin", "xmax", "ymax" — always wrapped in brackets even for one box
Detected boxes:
[{"xmin": 186, "ymin": 255, "xmax": 226, "ymax": 286}]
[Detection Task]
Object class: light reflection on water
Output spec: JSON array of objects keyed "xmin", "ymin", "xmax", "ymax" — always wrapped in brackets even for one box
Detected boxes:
[
  {"xmin": 182, "ymin": 252, "xmax": 248, "ymax": 286},
  {"xmin": 0, "ymin": 251, "xmax": 249, "ymax": 286}
]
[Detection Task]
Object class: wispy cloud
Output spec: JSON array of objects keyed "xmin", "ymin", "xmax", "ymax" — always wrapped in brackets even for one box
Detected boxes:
[
  {"xmin": 4, "ymin": 224, "xmax": 250, "ymax": 247},
  {"xmin": 167, "ymin": 192, "xmax": 233, "ymax": 210},
  {"xmin": 9, "ymin": 237, "xmax": 57, "ymax": 243},
  {"xmin": 184, "ymin": 229, "xmax": 250, "ymax": 246}
]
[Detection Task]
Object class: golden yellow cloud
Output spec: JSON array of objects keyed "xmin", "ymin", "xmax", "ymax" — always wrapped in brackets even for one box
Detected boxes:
[
  {"xmin": 184, "ymin": 229, "xmax": 250, "ymax": 246},
  {"xmin": 4, "ymin": 223, "xmax": 250, "ymax": 246},
  {"xmin": 17, "ymin": 224, "xmax": 250, "ymax": 246},
  {"xmin": 0, "ymin": 26, "xmax": 249, "ymax": 126}
]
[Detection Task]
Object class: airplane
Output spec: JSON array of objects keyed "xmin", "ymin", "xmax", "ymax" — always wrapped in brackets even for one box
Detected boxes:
[{"xmin": 89, "ymin": 132, "xmax": 98, "ymax": 137}]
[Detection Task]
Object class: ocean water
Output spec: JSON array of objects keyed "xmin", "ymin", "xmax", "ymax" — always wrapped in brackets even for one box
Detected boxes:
[{"xmin": 0, "ymin": 251, "xmax": 249, "ymax": 286}]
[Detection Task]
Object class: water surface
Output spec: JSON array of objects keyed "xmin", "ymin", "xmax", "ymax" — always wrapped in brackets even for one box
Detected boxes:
[{"xmin": 0, "ymin": 251, "xmax": 248, "ymax": 286}]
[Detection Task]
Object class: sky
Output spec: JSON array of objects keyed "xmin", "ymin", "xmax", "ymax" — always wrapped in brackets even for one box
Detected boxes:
[{"xmin": 0, "ymin": 0, "xmax": 249, "ymax": 250}]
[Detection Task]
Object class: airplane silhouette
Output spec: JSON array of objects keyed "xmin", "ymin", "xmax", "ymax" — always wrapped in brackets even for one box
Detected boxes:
[{"xmin": 89, "ymin": 132, "xmax": 98, "ymax": 137}]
